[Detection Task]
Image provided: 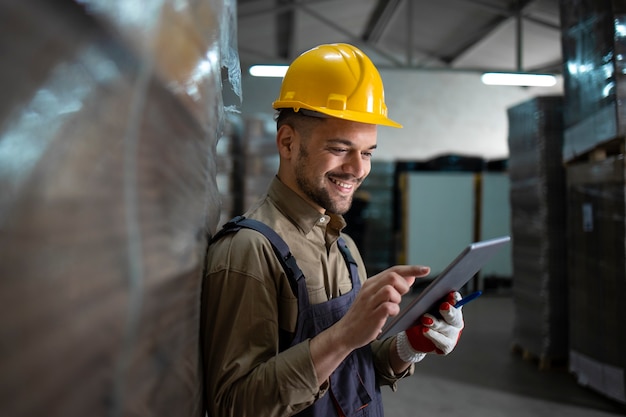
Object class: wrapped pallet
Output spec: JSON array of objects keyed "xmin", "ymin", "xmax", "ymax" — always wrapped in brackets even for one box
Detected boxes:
[
  {"xmin": 566, "ymin": 156, "xmax": 626, "ymax": 404},
  {"xmin": 0, "ymin": 0, "xmax": 240, "ymax": 416},
  {"xmin": 561, "ymin": 0, "xmax": 626, "ymax": 404},
  {"xmin": 242, "ymin": 114, "xmax": 279, "ymax": 211},
  {"xmin": 216, "ymin": 113, "xmax": 245, "ymax": 228},
  {"xmin": 507, "ymin": 96, "xmax": 568, "ymax": 368},
  {"xmin": 560, "ymin": 0, "xmax": 626, "ymax": 162}
]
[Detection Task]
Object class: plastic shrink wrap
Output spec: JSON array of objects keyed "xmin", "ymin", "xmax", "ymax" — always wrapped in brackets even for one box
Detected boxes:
[
  {"xmin": 560, "ymin": 0, "xmax": 626, "ymax": 162},
  {"xmin": 566, "ymin": 157, "xmax": 626, "ymax": 404},
  {"xmin": 0, "ymin": 0, "xmax": 240, "ymax": 416},
  {"xmin": 561, "ymin": 0, "xmax": 626, "ymax": 404},
  {"xmin": 507, "ymin": 96, "xmax": 568, "ymax": 366}
]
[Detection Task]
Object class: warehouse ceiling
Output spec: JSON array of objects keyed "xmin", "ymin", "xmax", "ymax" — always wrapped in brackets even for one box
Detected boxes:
[{"xmin": 236, "ymin": 0, "xmax": 563, "ymax": 75}]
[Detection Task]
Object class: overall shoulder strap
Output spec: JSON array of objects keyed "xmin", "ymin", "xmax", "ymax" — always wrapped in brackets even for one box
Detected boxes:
[
  {"xmin": 337, "ymin": 236, "xmax": 361, "ymax": 290},
  {"xmin": 212, "ymin": 216, "xmax": 304, "ymax": 298},
  {"xmin": 337, "ymin": 236, "xmax": 357, "ymax": 265}
]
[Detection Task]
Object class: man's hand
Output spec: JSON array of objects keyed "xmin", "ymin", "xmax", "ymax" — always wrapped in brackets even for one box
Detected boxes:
[
  {"xmin": 403, "ymin": 291, "xmax": 465, "ymax": 356},
  {"xmin": 309, "ymin": 265, "xmax": 430, "ymax": 385},
  {"xmin": 336, "ymin": 265, "xmax": 431, "ymax": 349}
]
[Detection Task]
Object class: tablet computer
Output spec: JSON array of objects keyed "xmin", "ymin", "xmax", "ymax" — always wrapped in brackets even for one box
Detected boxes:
[{"xmin": 378, "ymin": 235, "xmax": 510, "ymax": 339}]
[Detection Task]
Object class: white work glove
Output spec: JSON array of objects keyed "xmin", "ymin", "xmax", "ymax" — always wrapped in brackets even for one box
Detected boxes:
[{"xmin": 396, "ymin": 291, "xmax": 465, "ymax": 363}]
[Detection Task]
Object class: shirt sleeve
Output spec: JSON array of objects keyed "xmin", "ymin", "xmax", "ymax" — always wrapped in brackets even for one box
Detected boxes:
[
  {"xmin": 202, "ymin": 231, "xmax": 324, "ymax": 417},
  {"xmin": 371, "ymin": 336, "xmax": 415, "ymax": 390}
]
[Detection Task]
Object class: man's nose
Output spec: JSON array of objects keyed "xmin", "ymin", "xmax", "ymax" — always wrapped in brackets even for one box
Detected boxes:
[{"xmin": 343, "ymin": 152, "xmax": 368, "ymax": 179}]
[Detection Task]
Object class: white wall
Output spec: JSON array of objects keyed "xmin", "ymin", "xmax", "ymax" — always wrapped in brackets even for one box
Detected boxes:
[
  {"xmin": 406, "ymin": 172, "xmax": 476, "ymax": 273},
  {"xmin": 240, "ymin": 69, "xmax": 563, "ymax": 162}
]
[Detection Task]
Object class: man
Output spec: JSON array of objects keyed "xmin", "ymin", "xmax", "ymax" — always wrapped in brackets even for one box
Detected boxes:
[{"xmin": 202, "ymin": 43, "xmax": 464, "ymax": 417}]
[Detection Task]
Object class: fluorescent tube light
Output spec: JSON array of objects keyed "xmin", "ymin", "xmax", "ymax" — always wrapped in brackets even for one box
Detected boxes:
[
  {"xmin": 249, "ymin": 65, "xmax": 289, "ymax": 77},
  {"xmin": 481, "ymin": 72, "xmax": 557, "ymax": 87}
]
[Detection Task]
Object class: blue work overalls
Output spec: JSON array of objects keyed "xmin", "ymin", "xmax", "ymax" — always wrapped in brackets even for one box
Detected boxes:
[{"xmin": 216, "ymin": 216, "xmax": 384, "ymax": 417}]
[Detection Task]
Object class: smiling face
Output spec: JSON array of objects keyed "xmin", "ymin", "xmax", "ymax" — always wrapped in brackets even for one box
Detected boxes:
[{"xmin": 276, "ymin": 113, "xmax": 378, "ymax": 214}]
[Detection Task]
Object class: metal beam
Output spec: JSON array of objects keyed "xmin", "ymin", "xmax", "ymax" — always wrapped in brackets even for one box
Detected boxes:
[
  {"xmin": 362, "ymin": 0, "xmax": 403, "ymax": 42},
  {"xmin": 441, "ymin": 0, "xmax": 536, "ymax": 68},
  {"xmin": 275, "ymin": 0, "xmax": 294, "ymax": 59},
  {"xmin": 406, "ymin": 0, "xmax": 414, "ymax": 65},
  {"xmin": 453, "ymin": 0, "xmax": 560, "ymax": 30},
  {"xmin": 298, "ymin": 3, "xmax": 405, "ymax": 66},
  {"xmin": 237, "ymin": 0, "xmax": 562, "ymax": 74},
  {"xmin": 238, "ymin": 0, "xmax": 332, "ymax": 19},
  {"xmin": 438, "ymin": 15, "xmax": 511, "ymax": 66},
  {"xmin": 516, "ymin": 0, "xmax": 523, "ymax": 71}
]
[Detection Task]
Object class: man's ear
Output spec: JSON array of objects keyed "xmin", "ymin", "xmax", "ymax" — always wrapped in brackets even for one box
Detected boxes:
[{"xmin": 276, "ymin": 124, "xmax": 296, "ymax": 159}]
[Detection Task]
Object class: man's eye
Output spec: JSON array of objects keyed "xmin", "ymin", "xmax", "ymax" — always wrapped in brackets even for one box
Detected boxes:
[
  {"xmin": 362, "ymin": 152, "xmax": 373, "ymax": 158},
  {"xmin": 330, "ymin": 148, "xmax": 348, "ymax": 153}
]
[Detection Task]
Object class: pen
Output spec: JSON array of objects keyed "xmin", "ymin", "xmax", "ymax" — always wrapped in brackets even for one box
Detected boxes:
[
  {"xmin": 454, "ymin": 290, "xmax": 483, "ymax": 308},
  {"xmin": 428, "ymin": 290, "xmax": 483, "ymax": 318}
]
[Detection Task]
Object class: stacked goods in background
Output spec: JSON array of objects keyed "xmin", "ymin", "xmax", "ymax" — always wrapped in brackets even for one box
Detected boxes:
[
  {"xmin": 215, "ymin": 114, "xmax": 274, "ymax": 228},
  {"xmin": 566, "ymin": 157, "xmax": 626, "ymax": 404},
  {"xmin": 242, "ymin": 115, "xmax": 279, "ymax": 211},
  {"xmin": 0, "ymin": 1, "xmax": 239, "ymax": 416},
  {"xmin": 215, "ymin": 114, "xmax": 275, "ymax": 228},
  {"xmin": 344, "ymin": 161, "xmax": 396, "ymax": 274},
  {"xmin": 561, "ymin": 0, "xmax": 626, "ymax": 404},
  {"xmin": 216, "ymin": 114, "xmax": 245, "ymax": 228},
  {"xmin": 560, "ymin": 0, "xmax": 626, "ymax": 162},
  {"xmin": 507, "ymin": 96, "xmax": 568, "ymax": 369}
]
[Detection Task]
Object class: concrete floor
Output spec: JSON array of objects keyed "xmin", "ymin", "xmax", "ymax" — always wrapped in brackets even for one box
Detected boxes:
[{"xmin": 382, "ymin": 294, "xmax": 626, "ymax": 417}]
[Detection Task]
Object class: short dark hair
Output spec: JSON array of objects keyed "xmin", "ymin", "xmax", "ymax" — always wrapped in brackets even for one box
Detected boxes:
[{"xmin": 275, "ymin": 109, "xmax": 325, "ymax": 138}]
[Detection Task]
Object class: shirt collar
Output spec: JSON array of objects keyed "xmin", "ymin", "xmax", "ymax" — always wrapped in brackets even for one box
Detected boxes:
[{"xmin": 268, "ymin": 177, "xmax": 346, "ymax": 237}]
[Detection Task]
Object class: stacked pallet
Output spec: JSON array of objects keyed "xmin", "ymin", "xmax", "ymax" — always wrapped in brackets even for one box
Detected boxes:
[
  {"xmin": 560, "ymin": 0, "xmax": 626, "ymax": 162},
  {"xmin": 566, "ymin": 156, "xmax": 626, "ymax": 404},
  {"xmin": 242, "ymin": 115, "xmax": 279, "ymax": 210},
  {"xmin": 507, "ymin": 96, "xmax": 568, "ymax": 369},
  {"xmin": 216, "ymin": 114, "xmax": 245, "ymax": 228},
  {"xmin": 0, "ymin": 0, "xmax": 238, "ymax": 416},
  {"xmin": 561, "ymin": 0, "xmax": 626, "ymax": 404}
]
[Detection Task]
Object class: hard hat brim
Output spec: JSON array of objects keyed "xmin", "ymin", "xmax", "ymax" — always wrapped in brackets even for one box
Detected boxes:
[{"xmin": 273, "ymin": 101, "xmax": 403, "ymax": 128}]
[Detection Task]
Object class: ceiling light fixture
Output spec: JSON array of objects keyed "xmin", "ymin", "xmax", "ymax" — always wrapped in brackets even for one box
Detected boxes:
[
  {"xmin": 481, "ymin": 72, "xmax": 557, "ymax": 87},
  {"xmin": 249, "ymin": 65, "xmax": 289, "ymax": 78}
]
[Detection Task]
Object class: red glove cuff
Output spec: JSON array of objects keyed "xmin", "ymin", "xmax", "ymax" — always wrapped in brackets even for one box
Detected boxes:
[{"xmin": 405, "ymin": 323, "xmax": 441, "ymax": 354}]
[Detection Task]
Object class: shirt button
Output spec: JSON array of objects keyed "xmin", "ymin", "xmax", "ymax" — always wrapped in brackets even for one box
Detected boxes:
[{"xmin": 319, "ymin": 217, "xmax": 326, "ymax": 223}]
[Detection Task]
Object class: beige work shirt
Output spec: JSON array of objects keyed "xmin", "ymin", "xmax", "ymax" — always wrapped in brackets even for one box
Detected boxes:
[{"xmin": 202, "ymin": 177, "xmax": 413, "ymax": 417}]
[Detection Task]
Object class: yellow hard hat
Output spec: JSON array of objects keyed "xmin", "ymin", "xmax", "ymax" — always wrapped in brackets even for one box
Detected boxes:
[{"xmin": 272, "ymin": 43, "xmax": 402, "ymax": 128}]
